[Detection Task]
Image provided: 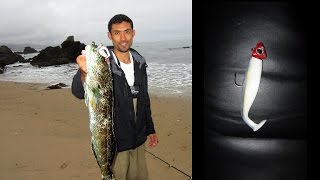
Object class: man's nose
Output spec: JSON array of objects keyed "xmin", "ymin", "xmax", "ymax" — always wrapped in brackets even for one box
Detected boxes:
[{"xmin": 120, "ymin": 32, "xmax": 126, "ymax": 41}]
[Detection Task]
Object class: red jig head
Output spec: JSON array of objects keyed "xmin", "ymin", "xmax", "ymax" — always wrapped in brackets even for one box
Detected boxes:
[{"xmin": 251, "ymin": 42, "xmax": 267, "ymax": 60}]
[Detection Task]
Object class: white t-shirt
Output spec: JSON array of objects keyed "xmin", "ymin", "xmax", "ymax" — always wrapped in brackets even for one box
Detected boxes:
[
  {"xmin": 112, "ymin": 51, "xmax": 135, "ymax": 86},
  {"xmin": 112, "ymin": 51, "xmax": 137, "ymax": 115}
]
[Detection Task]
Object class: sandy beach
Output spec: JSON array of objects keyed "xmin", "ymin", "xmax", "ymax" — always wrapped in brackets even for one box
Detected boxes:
[{"xmin": 0, "ymin": 81, "xmax": 192, "ymax": 180}]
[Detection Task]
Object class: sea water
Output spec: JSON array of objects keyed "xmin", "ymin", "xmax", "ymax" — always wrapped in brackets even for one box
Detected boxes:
[{"xmin": 0, "ymin": 39, "xmax": 192, "ymax": 97}]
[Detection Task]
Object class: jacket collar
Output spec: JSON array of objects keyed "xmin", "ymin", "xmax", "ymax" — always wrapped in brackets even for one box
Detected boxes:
[{"xmin": 107, "ymin": 46, "xmax": 147, "ymax": 76}]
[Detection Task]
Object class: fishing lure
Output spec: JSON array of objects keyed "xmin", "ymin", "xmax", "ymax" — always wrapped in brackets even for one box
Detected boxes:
[{"xmin": 235, "ymin": 42, "xmax": 267, "ymax": 131}]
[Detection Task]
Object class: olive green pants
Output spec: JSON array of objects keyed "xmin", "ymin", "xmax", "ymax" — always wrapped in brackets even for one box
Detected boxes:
[{"xmin": 112, "ymin": 143, "xmax": 148, "ymax": 180}]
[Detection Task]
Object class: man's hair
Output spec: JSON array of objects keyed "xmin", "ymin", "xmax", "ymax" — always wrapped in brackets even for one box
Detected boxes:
[{"xmin": 108, "ymin": 14, "xmax": 134, "ymax": 32}]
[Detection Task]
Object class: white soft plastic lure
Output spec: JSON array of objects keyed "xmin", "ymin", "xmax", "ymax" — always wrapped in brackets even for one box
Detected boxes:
[{"xmin": 237, "ymin": 42, "xmax": 267, "ymax": 131}]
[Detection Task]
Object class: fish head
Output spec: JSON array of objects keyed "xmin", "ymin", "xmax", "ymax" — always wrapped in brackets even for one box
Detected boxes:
[{"xmin": 251, "ymin": 42, "xmax": 267, "ymax": 60}]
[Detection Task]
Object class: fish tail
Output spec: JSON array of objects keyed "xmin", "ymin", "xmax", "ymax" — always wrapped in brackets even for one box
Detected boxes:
[
  {"xmin": 91, "ymin": 139, "xmax": 107, "ymax": 178},
  {"xmin": 253, "ymin": 119, "xmax": 266, "ymax": 131},
  {"xmin": 242, "ymin": 115, "xmax": 267, "ymax": 131},
  {"xmin": 102, "ymin": 175, "xmax": 115, "ymax": 180}
]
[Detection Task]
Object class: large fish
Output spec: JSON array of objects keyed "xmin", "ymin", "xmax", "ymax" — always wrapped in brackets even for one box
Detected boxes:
[
  {"xmin": 83, "ymin": 42, "xmax": 116, "ymax": 180},
  {"xmin": 237, "ymin": 42, "xmax": 267, "ymax": 131}
]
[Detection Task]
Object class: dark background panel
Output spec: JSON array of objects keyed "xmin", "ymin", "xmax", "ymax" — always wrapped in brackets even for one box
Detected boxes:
[{"xmin": 203, "ymin": 2, "xmax": 308, "ymax": 180}]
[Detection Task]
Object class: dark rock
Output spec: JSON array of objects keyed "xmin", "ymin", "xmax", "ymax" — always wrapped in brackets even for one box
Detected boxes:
[
  {"xmin": 30, "ymin": 46, "xmax": 69, "ymax": 67},
  {"xmin": 0, "ymin": 64, "xmax": 6, "ymax": 74},
  {"xmin": 0, "ymin": 45, "xmax": 24, "ymax": 65},
  {"xmin": 168, "ymin": 46, "xmax": 192, "ymax": 50},
  {"xmin": 61, "ymin": 36, "xmax": 86, "ymax": 63},
  {"xmin": 65, "ymin": 36, "xmax": 74, "ymax": 42},
  {"xmin": 23, "ymin": 46, "xmax": 38, "ymax": 54},
  {"xmin": 46, "ymin": 83, "xmax": 68, "ymax": 90},
  {"xmin": 28, "ymin": 36, "xmax": 85, "ymax": 67}
]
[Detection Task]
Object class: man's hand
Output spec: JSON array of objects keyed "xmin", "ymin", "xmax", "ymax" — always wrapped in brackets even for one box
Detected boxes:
[
  {"xmin": 76, "ymin": 50, "xmax": 87, "ymax": 83},
  {"xmin": 148, "ymin": 133, "xmax": 158, "ymax": 148}
]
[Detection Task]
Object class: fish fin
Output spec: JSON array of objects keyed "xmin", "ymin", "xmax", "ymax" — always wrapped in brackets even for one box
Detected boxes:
[{"xmin": 91, "ymin": 141, "xmax": 101, "ymax": 168}]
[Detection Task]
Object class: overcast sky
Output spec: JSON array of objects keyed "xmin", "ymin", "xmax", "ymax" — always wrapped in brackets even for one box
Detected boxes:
[{"xmin": 0, "ymin": 0, "xmax": 192, "ymax": 46}]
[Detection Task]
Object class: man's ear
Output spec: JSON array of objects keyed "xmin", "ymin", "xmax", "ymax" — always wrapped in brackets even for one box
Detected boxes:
[{"xmin": 107, "ymin": 32, "xmax": 112, "ymax": 40}]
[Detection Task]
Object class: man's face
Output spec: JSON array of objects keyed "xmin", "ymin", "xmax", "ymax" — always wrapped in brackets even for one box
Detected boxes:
[{"xmin": 108, "ymin": 21, "xmax": 135, "ymax": 53}]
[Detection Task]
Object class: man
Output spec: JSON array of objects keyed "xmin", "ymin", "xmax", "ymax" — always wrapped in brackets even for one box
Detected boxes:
[{"xmin": 71, "ymin": 14, "xmax": 158, "ymax": 180}]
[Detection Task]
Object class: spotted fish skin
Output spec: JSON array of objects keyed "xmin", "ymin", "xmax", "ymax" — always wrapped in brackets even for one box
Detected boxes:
[{"xmin": 83, "ymin": 42, "xmax": 116, "ymax": 180}]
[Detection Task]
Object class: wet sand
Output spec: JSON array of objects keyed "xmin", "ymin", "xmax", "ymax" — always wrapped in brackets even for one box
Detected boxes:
[{"xmin": 0, "ymin": 81, "xmax": 191, "ymax": 180}]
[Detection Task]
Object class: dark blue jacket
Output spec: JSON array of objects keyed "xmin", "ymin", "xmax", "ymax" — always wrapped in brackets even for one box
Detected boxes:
[{"xmin": 71, "ymin": 47, "xmax": 155, "ymax": 152}]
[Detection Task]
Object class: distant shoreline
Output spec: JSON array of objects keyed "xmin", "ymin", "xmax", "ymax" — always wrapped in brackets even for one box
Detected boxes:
[
  {"xmin": 2, "ymin": 38, "xmax": 192, "ymax": 53},
  {"xmin": 1, "ymin": 39, "xmax": 191, "ymax": 98}
]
